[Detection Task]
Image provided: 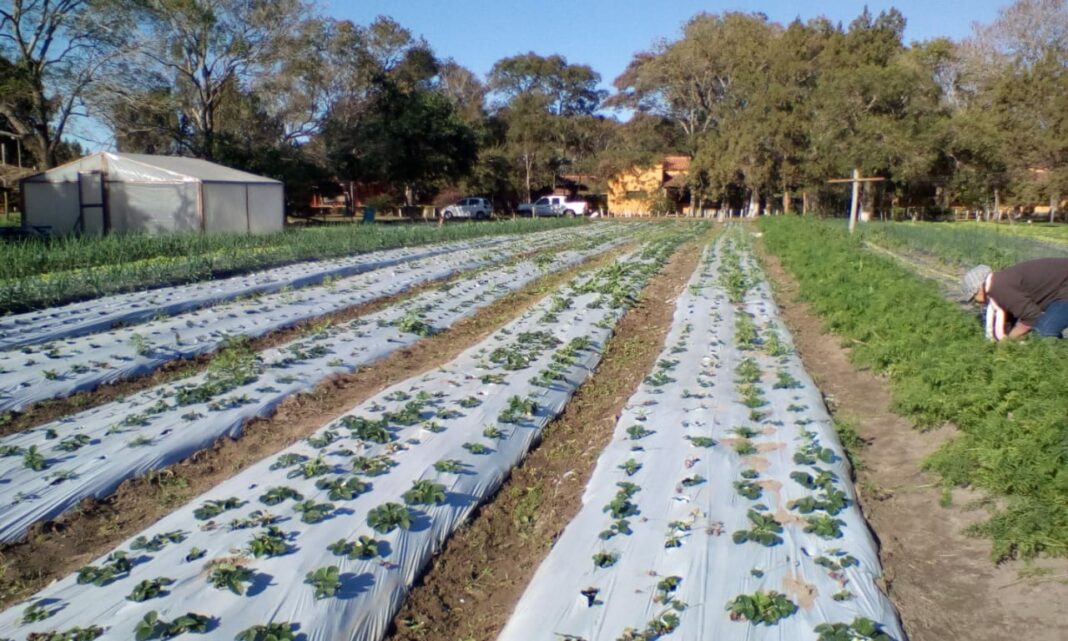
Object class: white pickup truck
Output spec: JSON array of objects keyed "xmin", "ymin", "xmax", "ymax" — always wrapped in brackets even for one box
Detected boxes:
[{"xmin": 524, "ymin": 195, "xmax": 589, "ymax": 217}]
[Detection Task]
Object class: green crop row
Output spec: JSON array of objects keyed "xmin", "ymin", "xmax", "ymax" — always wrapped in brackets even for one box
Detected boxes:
[
  {"xmin": 0, "ymin": 218, "xmax": 587, "ymax": 313},
  {"xmin": 858, "ymin": 221, "xmax": 1068, "ymax": 269},
  {"xmin": 761, "ymin": 216, "xmax": 1067, "ymax": 561}
]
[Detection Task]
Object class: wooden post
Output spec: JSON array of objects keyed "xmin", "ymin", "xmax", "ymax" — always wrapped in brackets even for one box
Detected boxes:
[{"xmin": 827, "ymin": 170, "xmax": 885, "ymax": 234}]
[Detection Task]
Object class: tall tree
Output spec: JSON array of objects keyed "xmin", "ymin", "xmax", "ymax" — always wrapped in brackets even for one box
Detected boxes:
[
  {"xmin": 0, "ymin": 0, "xmax": 120, "ymax": 167},
  {"xmin": 107, "ymin": 0, "xmax": 307, "ymax": 159}
]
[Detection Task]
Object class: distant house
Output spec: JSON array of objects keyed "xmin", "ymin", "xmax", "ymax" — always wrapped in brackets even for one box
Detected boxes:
[
  {"xmin": 607, "ymin": 155, "xmax": 691, "ymax": 217},
  {"xmin": 21, "ymin": 152, "xmax": 284, "ymax": 235}
]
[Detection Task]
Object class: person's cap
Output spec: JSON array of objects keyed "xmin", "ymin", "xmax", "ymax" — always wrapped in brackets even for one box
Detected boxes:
[{"xmin": 961, "ymin": 264, "xmax": 992, "ymax": 301}]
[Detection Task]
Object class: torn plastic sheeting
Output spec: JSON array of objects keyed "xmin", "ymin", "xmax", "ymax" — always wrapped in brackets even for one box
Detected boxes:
[
  {"xmin": 0, "ymin": 239, "xmax": 681, "ymax": 641},
  {"xmin": 0, "ymin": 226, "xmax": 625, "ymax": 412},
  {"xmin": 0, "ymin": 237, "xmax": 627, "ymax": 543},
  {"xmin": 0, "ymin": 228, "xmax": 578, "ymax": 352},
  {"xmin": 498, "ymin": 234, "xmax": 904, "ymax": 641}
]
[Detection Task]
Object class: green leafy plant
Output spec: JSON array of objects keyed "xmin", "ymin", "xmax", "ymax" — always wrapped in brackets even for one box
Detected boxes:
[
  {"xmin": 328, "ymin": 535, "xmax": 381, "ymax": 559},
  {"xmin": 247, "ymin": 526, "xmax": 290, "ymax": 558},
  {"xmin": 367, "ymin": 502, "xmax": 413, "ymax": 533},
  {"xmin": 21, "ymin": 601, "xmax": 53, "ymax": 624},
  {"xmin": 193, "ymin": 497, "xmax": 243, "ymax": 521},
  {"xmin": 76, "ymin": 551, "xmax": 132, "ymax": 586},
  {"xmin": 592, "ymin": 551, "xmax": 619, "ymax": 568},
  {"xmin": 403, "ymin": 479, "xmax": 447, "ymax": 505},
  {"xmin": 732, "ymin": 509, "xmax": 783, "ymax": 546},
  {"xmin": 626, "ymin": 425, "xmax": 653, "ymax": 440},
  {"xmin": 433, "ymin": 459, "xmax": 464, "ymax": 473},
  {"xmin": 304, "ymin": 565, "xmax": 342, "ymax": 599},
  {"xmin": 293, "ymin": 500, "xmax": 335, "ymax": 524},
  {"xmin": 286, "ymin": 456, "xmax": 330, "ymax": 479},
  {"xmin": 685, "ymin": 435, "xmax": 715, "ymax": 448},
  {"xmin": 269, "ymin": 453, "xmax": 307, "ymax": 470},
  {"xmin": 23, "ymin": 445, "xmax": 47, "ymax": 471},
  {"xmin": 814, "ymin": 618, "xmax": 894, "ymax": 641},
  {"xmin": 130, "ymin": 530, "xmax": 186, "ymax": 552},
  {"xmin": 206, "ymin": 560, "xmax": 254, "ymax": 595},
  {"xmin": 341, "ymin": 416, "xmax": 393, "ymax": 443},
  {"xmin": 134, "ymin": 610, "xmax": 210, "ymax": 640},
  {"xmin": 619, "ymin": 458, "xmax": 642, "ymax": 476},
  {"xmin": 55, "ymin": 434, "xmax": 91, "ymax": 452},
  {"xmin": 234, "ymin": 622, "xmax": 296, "ymax": 641},
  {"xmin": 126, "ymin": 577, "xmax": 175, "ymax": 602},
  {"xmin": 258, "ymin": 486, "xmax": 303, "ymax": 506},
  {"xmin": 804, "ymin": 514, "xmax": 845, "ymax": 539},
  {"xmin": 352, "ymin": 454, "xmax": 395, "ymax": 475},
  {"xmin": 499, "ymin": 395, "xmax": 536, "ymax": 423},
  {"xmin": 315, "ymin": 476, "xmax": 368, "ymax": 501},
  {"xmin": 726, "ymin": 590, "xmax": 798, "ymax": 625},
  {"xmin": 462, "ymin": 442, "xmax": 489, "ymax": 454}
]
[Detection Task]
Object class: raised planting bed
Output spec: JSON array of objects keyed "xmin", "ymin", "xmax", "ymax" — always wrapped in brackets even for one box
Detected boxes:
[
  {"xmin": 0, "ymin": 230, "xmax": 698, "ymax": 640},
  {"xmin": 0, "ymin": 232, "xmax": 636, "ymax": 543},
  {"xmin": 499, "ymin": 226, "xmax": 904, "ymax": 641},
  {"xmin": 0, "ymin": 225, "xmax": 624, "ymax": 412}
]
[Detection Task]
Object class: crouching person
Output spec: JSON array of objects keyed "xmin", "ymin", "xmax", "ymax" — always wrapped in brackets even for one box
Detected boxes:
[{"xmin": 961, "ymin": 259, "xmax": 1068, "ymax": 340}]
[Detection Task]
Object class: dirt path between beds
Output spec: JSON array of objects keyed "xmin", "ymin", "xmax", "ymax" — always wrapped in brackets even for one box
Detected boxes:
[
  {"xmin": 383, "ymin": 233, "xmax": 709, "ymax": 641},
  {"xmin": 758, "ymin": 244, "xmax": 1068, "ymax": 641}
]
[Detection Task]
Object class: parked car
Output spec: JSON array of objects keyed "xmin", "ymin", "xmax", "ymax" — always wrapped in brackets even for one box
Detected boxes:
[
  {"xmin": 532, "ymin": 195, "xmax": 589, "ymax": 217},
  {"xmin": 440, "ymin": 197, "xmax": 493, "ymax": 219}
]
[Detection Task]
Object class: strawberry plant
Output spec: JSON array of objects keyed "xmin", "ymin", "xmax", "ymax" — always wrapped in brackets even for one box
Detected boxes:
[
  {"xmin": 679, "ymin": 475, "xmax": 705, "ymax": 487},
  {"xmin": 206, "ymin": 560, "xmax": 254, "ymax": 595},
  {"xmin": 23, "ymin": 445, "xmax": 47, "ymax": 471},
  {"xmin": 790, "ymin": 488, "xmax": 849, "ymax": 515},
  {"xmin": 618, "ymin": 458, "xmax": 642, "ymax": 476},
  {"xmin": 626, "ymin": 425, "xmax": 653, "ymax": 440},
  {"xmin": 684, "ymin": 435, "xmax": 715, "ymax": 448},
  {"xmin": 814, "ymin": 550, "xmax": 859, "ymax": 570},
  {"xmin": 21, "ymin": 601, "xmax": 53, "ymax": 624},
  {"xmin": 130, "ymin": 530, "xmax": 186, "ymax": 552},
  {"xmin": 433, "ymin": 459, "xmax": 464, "ymax": 473},
  {"xmin": 185, "ymin": 547, "xmax": 206, "ymax": 562},
  {"xmin": 304, "ymin": 565, "xmax": 341, "ymax": 599},
  {"xmin": 774, "ymin": 370, "xmax": 802, "ymax": 389},
  {"xmin": 293, "ymin": 500, "xmax": 335, "ymax": 523},
  {"xmin": 247, "ymin": 526, "xmax": 289, "ymax": 558},
  {"xmin": 76, "ymin": 551, "xmax": 132, "ymax": 586},
  {"xmin": 25, "ymin": 624, "xmax": 104, "ymax": 640},
  {"xmin": 306, "ymin": 429, "xmax": 340, "ymax": 449},
  {"xmin": 134, "ymin": 610, "xmax": 210, "ymax": 641},
  {"xmin": 814, "ymin": 618, "xmax": 894, "ymax": 641},
  {"xmin": 732, "ymin": 509, "xmax": 783, "ymax": 546},
  {"xmin": 341, "ymin": 416, "xmax": 393, "ymax": 443},
  {"xmin": 599, "ymin": 519, "xmax": 632, "ymax": 540},
  {"xmin": 733, "ymin": 479, "xmax": 763, "ymax": 500},
  {"xmin": 592, "ymin": 551, "xmax": 618, "ymax": 568},
  {"xmin": 499, "ymin": 395, "xmax": 536, "ymax": 423},
  {"xmin": 315, "ymin": 476, "xmax": 368, "ymax": 501},
  {"xmin": 733, "ymin": 439, "xmax": 757, "ymax": 456},
  {"xmin": 352, "ymin": 454, "xmax": 395, "ymax": 475},
  {"xmin": 462, "ymin": 442, "xmax": 489, "ymax": 454},
  {"xmin": 234, "ymin": 623, "xmax": 296, "ymax": 641},
  {"xmin": 55, "ymin": 434, "xmax": 91, "ymax": 452},
  {"xmin": 193, "ymin": 497, "xmax": 243, "ymax": 520},
  {"xmin": 269, "ymin": 453, "xmax": 307, "ymax": 470},
  {"xmin": 367, "ymin": 502, "xmax": 413, "ymax": 533},
  {"xmin": 286, "ymin": 456, "xmax": 330, "ymax": 479},
  {"xmin": 328, "ymin": 535, "xmax": 381, "ymax": 559},
  {"xmin": 403, "ymin": 480, "xmax": 447, "ymax": 505},
  {"xmin": 126, "ymin": 577, "xmax": 174, "ymax": 602},
  {"xmin": 482, "ymin": 425, "xmax": 503, "ymax": 439},
  {"xmin": 804, "ymin": 514, "xmax": 845, "ymax": 539},
  {"xmin": 726, "ymin": 590, "xmax": 798, "ymax": 625},
  {"xmin": 458, "ymin": 396, "xmax": 482, "ymax": 408},
  {"xmin": 258, "ymin": 486, "xmax": 303, "ymax": 506}
]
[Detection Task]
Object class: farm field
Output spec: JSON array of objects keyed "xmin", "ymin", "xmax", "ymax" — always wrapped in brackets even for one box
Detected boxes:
[
  {"xmin": 761, "ymin": 217, "xmax": 1067, "ymax": 561},
  {"xmin": 0, "ymin": 224, "xmax": 621, "ymax": 413},
  {"xmin": 0, "ymin": 225, "xmax": 701, "ymax": 640},
  {"xmin": 857, "ymin": 221, "xmax": 1068, "ymax": 270},
  {"xmin": 1, "ymin": 219, "xmax": 1064, "ymax": 641},
  {"xmin": 0, "ymin": 225, "xmax": 635, "ymax": 544},
  {"xmin": 0, "ymin": 218, "xmax": 586, "ymax": 313}
]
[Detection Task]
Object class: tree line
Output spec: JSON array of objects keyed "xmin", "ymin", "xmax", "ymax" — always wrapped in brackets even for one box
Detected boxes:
[{"xmin": 1, "ymin": 0, "xmax": 1066, "ymax": 218}]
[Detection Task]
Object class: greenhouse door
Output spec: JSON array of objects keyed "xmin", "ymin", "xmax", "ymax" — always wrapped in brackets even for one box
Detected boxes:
[{"xmin": 77, "ymin": 170, "xmax": 107, "ymax": 234}]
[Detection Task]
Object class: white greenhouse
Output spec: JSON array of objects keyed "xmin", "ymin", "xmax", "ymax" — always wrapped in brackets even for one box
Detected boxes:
[{"xmin": 21, "ymin": 152, "xmax": 284, "ymax": 235}]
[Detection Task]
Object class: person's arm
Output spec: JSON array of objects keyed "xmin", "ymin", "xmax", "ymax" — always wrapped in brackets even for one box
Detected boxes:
[{"xmin": 1008, "ymin": 321, "xmax": 1032, "ymax": 338}]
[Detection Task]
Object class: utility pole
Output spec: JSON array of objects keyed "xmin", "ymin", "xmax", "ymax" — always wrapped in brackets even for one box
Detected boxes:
[{"xmin": 828, "ymin": 168, "xmax": 886, "ymax": 233}]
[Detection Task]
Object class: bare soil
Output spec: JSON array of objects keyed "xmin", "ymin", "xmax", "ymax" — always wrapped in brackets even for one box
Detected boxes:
[
  {"xmin": 0, "ymin": 243, "xmax": 634, "ymax": 609},
  {"xmin": 384, "ymin": 234, "xmax": 708, "ymax": 641},
  {"xmin": 759, "ymin": 245, "xmax": 1068, "ymax": 641}
]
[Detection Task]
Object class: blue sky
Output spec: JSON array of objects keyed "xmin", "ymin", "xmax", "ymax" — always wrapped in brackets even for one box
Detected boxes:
[{"xmin": 327, "ymin": 0, "xmax": 1005, "ymax": 91}]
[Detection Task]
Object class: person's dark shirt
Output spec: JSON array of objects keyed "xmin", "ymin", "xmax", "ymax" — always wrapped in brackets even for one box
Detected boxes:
[{"xmin": 987, "ymin": 258, "xmax": 1068, "ymax": 324}]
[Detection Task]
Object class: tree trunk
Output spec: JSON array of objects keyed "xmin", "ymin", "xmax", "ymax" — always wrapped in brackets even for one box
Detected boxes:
[
  {"xmin": 848, "ymin": 168, "xmax": 861, "ymax": 234},
  {"xmin": 783, "ymin": 188, "xmax": 793, "ymax": 214},
  {"xmin": 404, "ymin": 185, "xmax": 415, "ymax": 207},
  {"xmin": 1051, "ymin": 193, "xmax": 1060, "ymax": 224},
  {"xmin": 802, "ymin": 191, "xmax": 810, "ymax": 215},
  {"xmin": 994, "ymin": 189, "xmax": 1002, "ymax": 222},
  {"xmin": 747, "ymin": 190, "xmax": 760, "ymax": 218}
]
